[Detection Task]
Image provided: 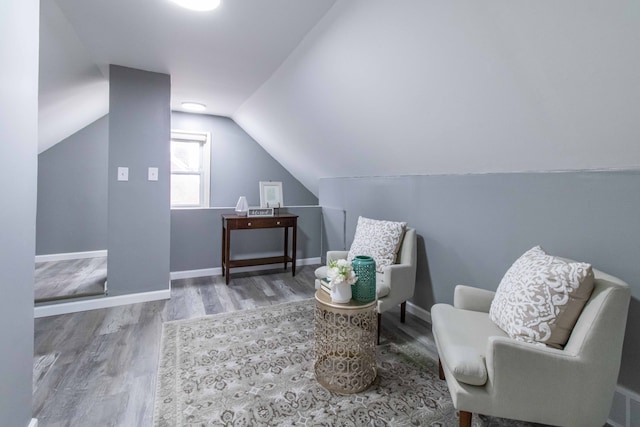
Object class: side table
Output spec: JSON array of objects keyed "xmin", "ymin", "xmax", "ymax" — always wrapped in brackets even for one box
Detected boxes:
[{"xmin": 313, "ymin": 290, "xmax": 377, "ymax": 394}]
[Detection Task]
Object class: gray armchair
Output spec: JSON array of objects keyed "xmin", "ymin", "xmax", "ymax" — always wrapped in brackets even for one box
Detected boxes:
[
  {"xmin": 431, "ymin": 268, "xmax": 631, "ymax": 427},
  {"xmin": 315, "ymin": 227, "xmax": 417, "ymax": 344}
]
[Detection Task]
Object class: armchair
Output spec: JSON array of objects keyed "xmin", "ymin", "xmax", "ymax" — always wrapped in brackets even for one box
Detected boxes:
[
  {"xmin": 315, "ymin": 227, "xmax": 417, "ymax": 344},
  {"xmin": 431, "ymin": 268, "xmax": 631, "ymax": 427}
]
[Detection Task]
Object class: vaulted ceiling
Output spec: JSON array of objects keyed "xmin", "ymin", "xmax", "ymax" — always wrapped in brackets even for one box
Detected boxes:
[
  {"xmin": 40, "ymin": 0, "xmax": 640, "ymax": 195},
  {"xmin": 39, "ymin": 0, "xmax": 337, "ymax": 152}
]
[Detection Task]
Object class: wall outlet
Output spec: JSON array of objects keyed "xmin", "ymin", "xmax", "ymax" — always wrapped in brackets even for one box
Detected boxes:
[
  {"xmin": 148, "ymin": 167, "xmax": 159, "ymax": 181},
  {"xmin": 117, "ymin": 167, "xmax": 128, "ymax": 181}
]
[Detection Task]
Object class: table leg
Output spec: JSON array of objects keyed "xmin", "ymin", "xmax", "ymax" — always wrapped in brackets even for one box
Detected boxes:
[
  {"xmin": 225, "ymin": 225, "xmax": 231, "ymax": 285},
  {"xmin": 221, "ymin": 223, "xmax": 226, "ymax": 278},
  {"xmin": 284, "ymin": 227, "xmax": 289, "ymax": 271},
  {"xmin": 292, "ymin": 222, "xmax": 297, "ymax": 276}
]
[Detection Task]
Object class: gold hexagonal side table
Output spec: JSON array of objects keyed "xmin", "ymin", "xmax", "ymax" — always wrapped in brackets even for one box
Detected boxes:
[{"xmin": 313, "ymin": 290, "xmax": 377, "ymax": 394}]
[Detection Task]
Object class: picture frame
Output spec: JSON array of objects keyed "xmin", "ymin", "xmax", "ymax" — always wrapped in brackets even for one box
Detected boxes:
[
  {"xmin": 259, "ymin": 181, "xmax": 283, "ymax": 208},
  {"xmin": 248, "ymin": 207, "xmax": 274, "ymax": 217}
]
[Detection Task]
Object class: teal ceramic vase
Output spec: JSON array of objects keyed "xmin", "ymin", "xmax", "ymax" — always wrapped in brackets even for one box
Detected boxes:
[{"xmin": 351, "ymin": 255, "xmax": 376, "ymax": 303}]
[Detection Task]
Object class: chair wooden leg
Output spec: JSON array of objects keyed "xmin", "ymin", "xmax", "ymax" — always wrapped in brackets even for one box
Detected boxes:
[
  {"xmin": 377, "ymin": 313, "xmax": 381, "ymax": 345},
  {"xmin": 438, "ymin": 358, "xmax": 445, "ymax": 380},
  {"xmin": 400, "ymin": 301, "xmax": 406, "ymax": 323},
  {"xmin": 459, "ymin": 410, "xmax": 472, "ymax": 427}
]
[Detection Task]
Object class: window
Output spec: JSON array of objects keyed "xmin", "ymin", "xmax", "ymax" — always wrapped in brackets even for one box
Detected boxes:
[{"xmin": 170, "ymin": 130, "xmax": 211, "ymax": 208}]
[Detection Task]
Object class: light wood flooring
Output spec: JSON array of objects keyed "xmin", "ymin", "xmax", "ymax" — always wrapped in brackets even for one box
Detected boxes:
[
  {"xmin": 32, "ymin": 265, "xmax": 434, "ymax": 427},
  {"xmin": 35, "ymin": 257, "xmax": 107, "ymax": 303}
]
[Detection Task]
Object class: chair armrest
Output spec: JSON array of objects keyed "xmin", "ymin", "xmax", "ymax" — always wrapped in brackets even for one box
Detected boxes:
[
  {"xmin": 382, "ymin": 262, "xmax": 416, "ymax": 301},
  {"xmin": 326, "ymin": 251, "xmax": 349, "ymax": 263},
  {"xmin": 453, "ymin": 285, "xmax": 495, "ymax": 312},
  {"xmin": 486, "ymin": 336, "xmax": 585, "ymax": 404}
]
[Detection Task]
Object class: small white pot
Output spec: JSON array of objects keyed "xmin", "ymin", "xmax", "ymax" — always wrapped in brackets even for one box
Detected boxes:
[{"xmin": 330, "ymin": 281, "xmax": 352, "ymax": 304}]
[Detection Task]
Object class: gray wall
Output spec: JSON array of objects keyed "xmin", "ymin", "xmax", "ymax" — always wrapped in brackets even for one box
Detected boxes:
[
  {"xmin": 36, "ymin": 115, "xmax": 108, "ymax": 254},
  {"xmin": 171, "ymin": 207, "xmax": 321, "ymax": 272},
  {"xmin": 319, "ymin": 171, "xmax": 640, "ymax": 394},
  {"xmin": 171, "ymin": 111, "xmax": 318, "ymax": 207},
  {"xmin": 0, "ymin": 0, "xmax": 38, "ymax": 425},
  {"xmin": 35, "ymin": 111, "xmax": 318, "ymax": 256},
  {"xmin": 235, "ymin": 0, "xmax": 640, "ymax": 196},
  {"xmin": 107, "ymin": 65, "xmax": 171, "ymax": 295},
  {"xmin": 169, "ymin": 112, "xmax": 320, "ymax": 273}
]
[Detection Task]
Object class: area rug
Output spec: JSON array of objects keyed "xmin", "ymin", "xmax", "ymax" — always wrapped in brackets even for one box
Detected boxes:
[{"xmin": 153, "ymin": 299, "xmax": 538, "ymax": 426}]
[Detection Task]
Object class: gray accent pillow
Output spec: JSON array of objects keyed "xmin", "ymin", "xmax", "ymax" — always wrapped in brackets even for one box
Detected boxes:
[
  {"xmin": 489, "ymin": 246, "xmax": 594, "ymax": 349},
  {"xmin": 347, "ymin": 216, "xmax": 407, "ymax": 273}
]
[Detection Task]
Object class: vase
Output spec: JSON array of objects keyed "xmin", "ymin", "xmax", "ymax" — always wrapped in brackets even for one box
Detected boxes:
[
  {"xmin": 235, "ymin": 196, "xmax": 249, "ymax": 216},
  {"xmin": 330, "ymin": 281, "xmax": 352, "ymax": 304},
  {"xmin": 351, "ymin": 255, "xmax": 376, "ymax": 303}
]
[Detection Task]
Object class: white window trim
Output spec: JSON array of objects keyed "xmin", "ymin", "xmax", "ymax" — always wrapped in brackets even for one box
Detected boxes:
[{"xmin": 171, "ymin": 130, "xmax": 211, "ymax": 208}]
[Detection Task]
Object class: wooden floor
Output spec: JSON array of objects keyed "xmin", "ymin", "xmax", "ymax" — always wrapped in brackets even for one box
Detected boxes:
[
  {"xmin": 35, "ymin": 257, "xmax": 107, "ymax": 303},
  {"xmin": 32, "ymin": 265, "xmax": 434, "ymax": 427}
]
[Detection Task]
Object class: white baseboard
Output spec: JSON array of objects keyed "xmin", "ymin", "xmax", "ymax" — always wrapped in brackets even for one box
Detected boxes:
[
  {"xmin": 35, "ymin": 250, "xmax": 107, "ymax": 263},
  {"xmin": 608, "ymin": 419, "xmax": 624, "ymax": 427},
  {"xmin": 608, "ymin": 384, "xmax": 640, "ymax": 427},
  {"xmin": 406, "ymin": 301, "xmax": 431, "ymax": 324},
  {"xmin": 170, "ymin": 257, "xmax": 322, "ymax": 280},
  {"xmin": 28, "ymin": 419, "xmax": 38, "ymax": 427},
  {"xmin": 170, "ymin": 267, "xmax": 219, "ymax": 281},
  {"xmin": 34, "ymin": 288, "xmax": 170, "ymax": 318}
]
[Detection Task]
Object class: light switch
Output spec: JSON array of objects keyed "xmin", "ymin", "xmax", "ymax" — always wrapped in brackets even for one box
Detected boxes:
[
  {"xmin": 148, "ymin": 167, "xmax": 159, "ymax": 181},
  {"xmin": 117, "ymin": 167, "xmax": 129, "ymax": 181}
]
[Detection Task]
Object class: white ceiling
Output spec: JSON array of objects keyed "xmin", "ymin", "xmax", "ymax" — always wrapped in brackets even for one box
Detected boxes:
[
  {"xmin": 39, "ymin": 0, "xmax": 337, "ymax": 152},
  {"xmin": 39, "ymin": 0, "xmax": 109, "ymax": 153}
]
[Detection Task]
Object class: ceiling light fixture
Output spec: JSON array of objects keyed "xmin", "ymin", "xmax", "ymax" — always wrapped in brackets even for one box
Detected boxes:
[
  {"xmin": 181, "ymin": 102, "xmax": 207, "ymax": 112},
  {"xmin": 169, "ymin": 0, "xmax": 221, "ymax": 12}
]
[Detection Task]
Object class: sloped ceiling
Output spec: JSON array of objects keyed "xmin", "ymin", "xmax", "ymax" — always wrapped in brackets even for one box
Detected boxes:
[
  {"xmin": 39, "ymin": 0, "xmax": 337, "ymax": 153},
  {"xmin": 41, "ymin": 0, "xmax": 640, "ymax": 194},
  {"xmin": 234, "ymin": 0, "xmax": 640, "ymax": 195},
  {"xmin": 39, "ymin": 0, "xmax": 109, "ymax": 153}
]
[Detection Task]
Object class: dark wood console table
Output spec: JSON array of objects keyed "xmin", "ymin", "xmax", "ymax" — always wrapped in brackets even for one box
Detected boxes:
[{"xmin": 221, "ymin": 213, "xmax": 298, "ymax": 285}]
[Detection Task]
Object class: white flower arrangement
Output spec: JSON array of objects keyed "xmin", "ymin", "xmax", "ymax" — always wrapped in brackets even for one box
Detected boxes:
[{"xmin": 326, "ymin": 259, "xmax": 358, "ymax": 287}]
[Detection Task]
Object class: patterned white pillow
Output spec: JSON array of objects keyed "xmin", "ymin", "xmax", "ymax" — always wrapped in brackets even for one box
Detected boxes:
[
  {"xmin": 347, "ymin": 217, "xmax": 407, "ymax": 273},
  {"xmin": 489, "ymin": 246, "xmax": 594, "ymax": 349}
]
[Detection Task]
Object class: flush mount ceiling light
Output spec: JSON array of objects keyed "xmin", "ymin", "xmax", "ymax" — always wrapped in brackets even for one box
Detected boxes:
[
  {"xmin": 170, "ymin": 0, "xmax": 221, "ymax": 12},
  {"xmin": 181, "ymin": 102, "xmax": 207, "ymax": 112}
]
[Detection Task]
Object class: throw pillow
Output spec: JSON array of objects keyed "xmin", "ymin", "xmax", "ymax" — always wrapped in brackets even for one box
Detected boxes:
[
  {"xmin": 489, "ymin": 246, "xmax": 594, "ymax": 349},
  {"xmin": 347, "ymin": 216, "xmax": 407, "ymax": 273}
]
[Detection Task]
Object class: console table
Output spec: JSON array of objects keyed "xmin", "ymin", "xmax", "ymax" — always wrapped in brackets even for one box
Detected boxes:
[{"xmin": 221, "ymin": 213, "xmax": 298, "ymax": 285}]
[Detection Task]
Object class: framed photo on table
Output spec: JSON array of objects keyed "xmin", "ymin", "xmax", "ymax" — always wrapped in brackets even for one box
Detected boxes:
[{"xmin": 259, "ymin": 181, "xmax": 283, "ymax": 208}]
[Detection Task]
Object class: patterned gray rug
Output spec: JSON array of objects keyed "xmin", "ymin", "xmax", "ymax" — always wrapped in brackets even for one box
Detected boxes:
[{"xmin": 153, "ymin": 299, "xmax": 539, "ymax": 426}]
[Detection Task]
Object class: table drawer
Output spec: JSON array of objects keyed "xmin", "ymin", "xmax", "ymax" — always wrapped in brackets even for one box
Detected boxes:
[{"xmin": 229, "ymin": 217, "xmax": 295, "ymax": 229}]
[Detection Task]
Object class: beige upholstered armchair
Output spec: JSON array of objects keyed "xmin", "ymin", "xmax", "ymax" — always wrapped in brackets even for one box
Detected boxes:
[
  {"xmin": 315, "ymin": 227, "xmax": 417, "ymax": 344},
  {"xmin": 432, "ymin": 267, "xmax": 631, "ymax": 427}
]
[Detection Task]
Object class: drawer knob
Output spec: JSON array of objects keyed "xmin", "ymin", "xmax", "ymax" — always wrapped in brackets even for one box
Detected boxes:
[
  {"xmin": 248, "ymin": 222, "xmax": 252, "ymax": 226},
  {"xmin": 276, "ymin": 221, "xmax": 281, "ymax": 225}
]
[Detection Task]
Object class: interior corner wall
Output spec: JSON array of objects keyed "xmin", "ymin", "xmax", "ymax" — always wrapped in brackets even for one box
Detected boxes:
[
  {"xmin": 36, "ymin": 115, "xmax": 108, "ymax": 255},
  {"xmin": 170, "ymin": 206, "xmax": 321, "ymax": 272},
  {"xmin": 318, "ymin": 171, "xmax": 640, "ymax": 395},
  {"xmin": 107, "ymin": 65, "xmax": 170, "ymax": 295},
  {"xmin": 0, "ymin": 0, "xmax": 39, "ymax": 425},
  {"xmin": 169, "ymin": 112, "xmax": 319, "ymax": 273}
]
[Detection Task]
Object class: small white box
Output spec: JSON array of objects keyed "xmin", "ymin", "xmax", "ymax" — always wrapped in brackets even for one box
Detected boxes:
[{"xmin": 248, "ymin": 207, "xmax": 274, "ymax": 217}]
